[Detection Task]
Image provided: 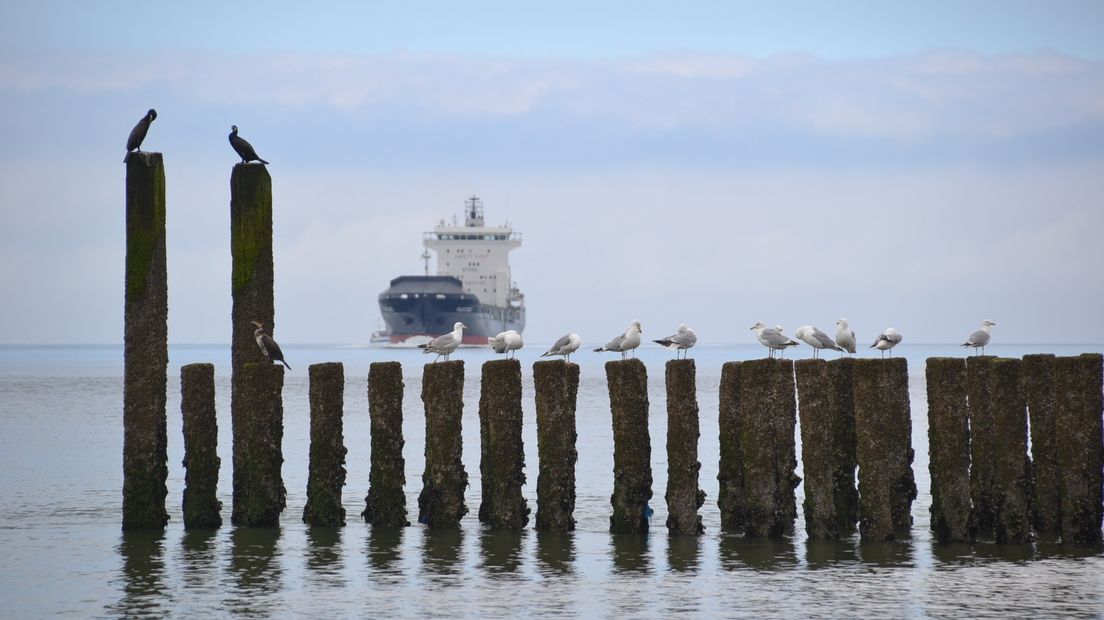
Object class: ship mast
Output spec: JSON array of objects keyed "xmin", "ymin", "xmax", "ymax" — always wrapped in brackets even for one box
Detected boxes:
[{"xmin": 421, "ymin": 248, "xmax": 431, "ymax": 276}]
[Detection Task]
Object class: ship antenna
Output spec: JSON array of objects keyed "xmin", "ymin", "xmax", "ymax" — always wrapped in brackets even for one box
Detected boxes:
[{"xmin": 421, "ymin": 249, "xmax": 431, "ymax": 276}]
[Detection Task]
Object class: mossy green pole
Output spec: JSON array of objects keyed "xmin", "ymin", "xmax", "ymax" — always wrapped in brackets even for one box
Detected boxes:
[
  {"xmin": 122, "ymin": 152, "xmax": 168, "ymax": 531},
  {"xmin": 181, "ymin": 363, "xmax": 221, "ymax": 529},
  {"xmin": 853, "ymin": 358, "xmax": 916, "ymax": 541},
  {"xmin": 418, "ymin": 360, "xmax": 468, "ymax": 528},
  {"xmin": 478, "ymin": 359, "xmax": 530, "ymax": 530},
  {"xmin": 739, "ymin": 359, "xmax": 799, "ymax": 539},
  {"xmin": 364, "ymin": 362, "xmax": 409, "ymax": 527},
  {"xmin": 717, "ymin": 362, "xmax": 746, "ymax": 532},
  {"xmin": 606, "ymin": 358, "xmax": 652, "ymax": 534},
  {"xmin": 665, "ymin": 359, "xmax": 704, "ymax": 536},
  {"xmin": 231, "ymin": 363, "xmax": 286, "ymax": 526},
  {"xmin": 1023, "ymin": 354, "xmax": 1059, "ymax": 536},
  {"xmin": 533, "ymin": 360, "xmax": 579, "ymax": 532},
  {"xmin": 229, "ymin": 163, "xmax": 275, "ymax": 525},
  {"xmin": 925, "ymin": 358, "xmax": 973, "ymax": 543},
  {"xmin": 796, "ymin": 359, "xmax": 845, "ymax": 539},
  {"xmin": 1055, "ymin": 354, "xmax": 1103, "ymax": 544},
  {"xmin": 303, "ymin": 362, "xmax": 347, "ymax": 527},
  {"xmin": 827, "ymin": 358, "xmax": 858, "ymax": 534}
]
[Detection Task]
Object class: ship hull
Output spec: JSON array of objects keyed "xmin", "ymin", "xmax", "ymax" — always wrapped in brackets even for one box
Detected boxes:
[{"xmin": 379, "ymin": 275, "xmax": 525, "ymax": 345}]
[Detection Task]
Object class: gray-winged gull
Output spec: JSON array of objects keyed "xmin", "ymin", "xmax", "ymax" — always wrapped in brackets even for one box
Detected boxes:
[
  {"xmin": 654, "ymin": 324, "xmax": 697, "ymax": 359},
  {"xmin": 420, "ymin": 321, "xmax": 467, "ymax": 362},
  {"xmin": 594, "ymin": 320, "xmax": 642, "ymax": 360},
  {"xmin": 794, "ymin": 325, "xmax": 843, "ymax": 359},
  {"xmin": 490, "ymin": 329, "xmax": 523, "ymax": 358},
  {"xmin": 961, "ymin": 320, "xmax": 996, "ymax": 356},
  {"xmin": 870, "ymin": 327, "xmax": 903, "ymax": 358},
  {"xmin": 542, "ymin": 333, "xmax": 582, "ymax": 362},
  {"xmin": 836, "ymin": 318, "xmax": 856, "ymax": 355},
  {"xmin": 751, "ymin": 321, "xmax": 800, "ymax": 359}
]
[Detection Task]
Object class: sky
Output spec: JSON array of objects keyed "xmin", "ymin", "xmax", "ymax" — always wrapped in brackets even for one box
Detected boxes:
[{"xmin": 1, "ymin": 2, "xmax": 1102, "ymax": 344}]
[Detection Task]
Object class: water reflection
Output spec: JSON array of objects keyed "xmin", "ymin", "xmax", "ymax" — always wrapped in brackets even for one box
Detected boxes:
[
  {"xmin": 421, "ymin": 529, "xmax": 464, "ymax": 576},
  {"xmin": 858, "ymin": 539, "xmax": 914, "ymax": 566},
  {"xmin": 113, "ymin": 530, "xmax": 167, "ymax": 617},
  {"xmin": 367, "ymin": 526, "xmax": 404, "ymax": 574},
  {"xmin": 805, "ymin": 539, "xmax": 859, "ymax": 568},
  {"xmin": 305, "ymin": 527, "xmax": 344, "ymax": 587},
  {"xmin": 718, "ymin": 534, "xmax": 798, "ymax": 571},
  {"xmin": 610, "ymin": 534, "xmax": 651, "ymax": 574},
  {"xmin": 535, "ymin": 531, "xmax": 575, "ymax": 575},
  {"xmin": 666, "ymin": 535, "xmax": 701, "ymax": 573},
  {"xmin": 479, "ymin": 529, "xmax": 524, "ymax": 574},
  {"xmin": 226, "ymin": 527, "xmax": 282, "ymax": 615},
  {"xmin": 180, "ymin": 528, "xmax": 219, "ymax": 588}
]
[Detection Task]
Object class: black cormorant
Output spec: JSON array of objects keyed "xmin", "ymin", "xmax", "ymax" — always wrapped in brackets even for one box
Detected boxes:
[
  {"xmin": 124, "ymin": 109, "xmax": 157, "ymax": 162},
  {"xmin": 229, "ymin": 125, "xmax": 269, "ymax": 165},
  {"xmin": 251, "ymin": 321, "xmax": 290, "ymax": 369}
]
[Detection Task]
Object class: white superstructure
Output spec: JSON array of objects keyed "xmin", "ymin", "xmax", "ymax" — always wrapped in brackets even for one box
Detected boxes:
[{"xmin": 423, "ymin": 196, "xmax": 523, "ymax": 308}]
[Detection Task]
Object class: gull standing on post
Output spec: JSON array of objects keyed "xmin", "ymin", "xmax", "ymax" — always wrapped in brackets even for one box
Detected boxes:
[
  {"xmin": 870, "ymin": 327, "xmax": 903, "ymax": 358},
  {"xmin": 124, "ymin": 109, "xmax": 157, "ymax": 162},
  {"xmin": 654, "ymin": 324, "xmax": 697, "ymax": 359},
  {"xmin": 542, "ymin": 333, "xmax": 581, "ymax": 362},
  {"xmin": 251, "ymin": 321, "xmax": 290, "ymax": 369},
  {"xmin": 835, "ymin": 318, "xmax": 856, "ymax": 356},
  {"xmin": 420, "ymin": 321, "xmax": 467, "ymax": 362},
  {"xmin": 490, "ymin": 330, "xmax": 523, "ymax": 359},
  {"xmin": 751, "ymin": 322, "xmax": 800, "ymax": 359},
  {"xmin": 961, "ymin": 320, "xmax": 996, "ymax": 356},
  {"xmin": 594, "ymin": 320, "xmax": 642, "ymax": 360},
  {"xmin": 794, "ymin": 325, "xmax": 843, "ymax": 359}
]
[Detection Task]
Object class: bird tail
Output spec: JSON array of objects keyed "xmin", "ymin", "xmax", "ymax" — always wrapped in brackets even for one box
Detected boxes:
[
  {"xmin": 593, "ymin": 347, "xmax": 605, "ymax": 352},
  {"xmin": 653, "ymin": 339, "xmax": 668, "ymax": 346},
  {"xmin": 123, "ymin": 152, "xmax": 130, "ymax": 163},
  {"xmin": 281, "ymin": 360, "xmax": 291, "ymax": 370},
  {"xmin": 258, "ymin": 158, "xmax": 270, "ymax": 165}
]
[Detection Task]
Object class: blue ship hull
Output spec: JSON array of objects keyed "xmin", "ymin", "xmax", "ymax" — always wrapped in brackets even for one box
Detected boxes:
[{"xmin": 379, "ymin": 275, "xmax": 525, "ymax": 345}]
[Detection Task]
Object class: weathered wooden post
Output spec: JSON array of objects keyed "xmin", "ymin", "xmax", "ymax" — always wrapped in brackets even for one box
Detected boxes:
[
  {"xmin": 853, "ymin": 358, "xmax": 916, "ymax": 541},
  {"xmin": 739, "ymin": 358, "xmax": 800, "ymax": 538},
  {"xmin": 665, "ymin": 359, "xmax": 704, "ymax": 536},
  {"xmin": 925, "ymin": 357, "xmax": 974, "ymax": 542},
  {"xmin": 303, "ymin": 362, "xmax": 347, "ymax": 527},
  {"xmin": 1055, "ymin": 354, "xmax": 1103, "ymax": 543},
  {"xmin": 966, "ymin": 357, "xmax": 1032, "ymax": 542},
  {"xmin": 795, "ymin": 359, "xmax": 856, "ymax": 539},
  {"xmin": 231, "ymin": 363, "xmax": 286, "ymax": 526},
  {"xmin": 363, "ymin": 362, "xmax": 409, "ymax": 527},
  {"xmin": 717, "ymin": 362, "xmax": 746, "ymax": 532},
  {"xmin": 418, "ymin": 360, "xmax": 468, "ymax": 528},
  {"xmin": 122, "ymin": 152, "xmax": 169, "ymax": 530},
  {"xmin": 533, "ymin": 360, "xmax": 579, "ymax": 531},
  {"xmin": 478, "ymin": 359, "xmax": 530, "ymax": 529},
  {"xmin": 1023, "ymin": 354, "xmax": 1059, "ymax": 537},
  {"xmin": 606, "ymin": 358, "xmax": 652, "ymax": 534},
  {"xmin": 181, "ymin": 363, "xmax": 221, "ymax": 529},
  {"xmin": 828, "ymin": 358, "xmax": 859, "ymax": 532}
]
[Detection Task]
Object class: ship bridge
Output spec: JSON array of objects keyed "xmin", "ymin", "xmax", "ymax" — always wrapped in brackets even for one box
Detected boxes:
[{"xmin": 423, "ymin": 196, "xmax": 522, "ymax": 308}]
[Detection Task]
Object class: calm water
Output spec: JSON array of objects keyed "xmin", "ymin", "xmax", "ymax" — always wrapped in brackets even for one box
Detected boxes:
[{"xmin": 1, "ymin": 343, "xmax": 1103, "ymax": 618}]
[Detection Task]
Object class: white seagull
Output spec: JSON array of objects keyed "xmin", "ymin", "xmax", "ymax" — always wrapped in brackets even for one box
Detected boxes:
[
  {"xmin": 794, "ymin": 325, "xmax": 843, "ymax": 359},
  {"xmin": 870, "ymin": 327, "xmax": 903, "ymax": 358},
  {"xmin": 420, "ymin": 321, "xmax": 467, "ymax": 362},
  {"xmin": 594, "ymin": 320, "xmax": 643, "ymax": 360},
  {"xmin": 835, "ymin": 318, "xmax": 857, "ymax": 356},
  {"xmin": 962, "ymin": 320, "xmax": 996, "ymax": 356},
  {"xmin": 489, "ymin": 330, "xmax": 523, "ymax": 358},
  {"xmin": 542, "ymin": 333, "xmax": 582, "ymax": 362},
  {"xmin": 654, "ymin": 324, "xmax": 697, "ymax": 359},
  {"xmin": 751, "ymin": 322, "xmax": 800, "ymax": 359}
]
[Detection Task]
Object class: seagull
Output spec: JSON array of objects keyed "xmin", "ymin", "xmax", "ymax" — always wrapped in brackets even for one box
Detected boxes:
[
  {"xmin": 542, "ymin": 333, "xmax": 582, "ymax": 362},
  {"xmin": 653, "ymin": 324, "xmax": 697, "ymax": 359},
  {"xmin": 489, "ymin": 329, "xmax": 523, "ymax": 359},
  {"xmin": 229, "ymin": 125, "xmax": 269, "ymax": 165},
  {"xmin": 962, "ymin": 320, "xmax": 996, "ymax": 356},
  {"xmin": 835, "ymin": 318, "xmax": 856, "ymax": 356},
  {"xmin": 751, "ymin": 322, "xmax": 800, "ymax": 359},
  {"xmin": 251, "ymin": 321, "xmax": 290, "ymax": 369},
  {"xmin": 124, "ymin": 109, "xmax": 157, "ymax": 162},
  {"xmin": 594, "ymin": 320, "xmax": 643, "ymax": 360},
  {"xmin": 870, "ymin": 327, "xmax": 903, "ymax": 358},
  {"xmin": 794, "ymin": 325, "xmax": 843, "ymax": 359},
  {"xmin": 420, "ymin": 322, "xmax": 467, "ymax": 362}
]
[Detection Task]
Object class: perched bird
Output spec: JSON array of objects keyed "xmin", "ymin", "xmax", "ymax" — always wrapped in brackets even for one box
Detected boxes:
[
  {"xmin": 751, "ymin": 322, "xmax": 800, "ymax": 358},
  {"xmin": 124, "ymin": 109, "xmax": 157, "ymax": 162},
  {"xmin": 229, "ymin": 125, "xmax": 269, "ymax": 165},
  {"xmin": 653, "ymin": 324, "xmax": 697, "ymax": 359},
  {"xmin": 962, "ymin": 320, "xmax": 996, "ymax": 355},
  {"xmin": 420, "ymin": 321, "xmax": 467, "ymax": 362},
  {"xmin": 594, "ymin": 320, "xmax": 643, "ymax": 360},
  {"xmin": 794, "ymin": 325, "xmax": 843, "ymax": 359},
  {"xmin": 251, "ymin": 321, "xmax": 290, "ymax": 369},
  {"xmin": 489, "ymin": 330, "xmax": 523, "ymax": 358},
  {"xmin": 870, "ymin": 327, "xmax": 903, "ymax": 358},
  {"xmin": 835, "ymin": 318, "xmax": 857, "ymax": 356},
  {"xmin": 542, "ymin": 333, "xmax": 582, "ymax": 362}
]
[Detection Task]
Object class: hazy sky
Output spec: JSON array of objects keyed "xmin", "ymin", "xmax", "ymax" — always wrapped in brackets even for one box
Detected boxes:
[{"xmin": 1, "ymin": 2, "xmax": 1102, "ymax": 344}]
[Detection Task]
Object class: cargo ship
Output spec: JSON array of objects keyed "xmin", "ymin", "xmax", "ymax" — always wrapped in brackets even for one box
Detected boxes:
[{"xmin": 378, "ymin": 196, "xmax": 525, "ymax": 345}]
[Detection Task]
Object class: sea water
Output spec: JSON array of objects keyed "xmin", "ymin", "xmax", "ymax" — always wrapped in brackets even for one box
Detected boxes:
[{"xmin": 1, "ymin": 343, "xmax": 1103, "ymax": 618}]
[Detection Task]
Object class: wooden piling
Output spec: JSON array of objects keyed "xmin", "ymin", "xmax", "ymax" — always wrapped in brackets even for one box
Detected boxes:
[
  {"xmin": 606, "ymin": 358, "xmax": 653, "ymax": 534},
  {"xmin": 717, "ymin": 362, "xmax": 746, "ymax": 532},
  {"xmin": 230, "ymin": 363, "xmax": 286, "ymax": 527},
  {"xmin": 303, "ymin": 362, "xmax": 347, "ymax": 527},
  {"xmin": 533, "ymin": 360, "xmax": 580, "ymax": 532},
  {"xmin": 665, "ymin": 359, "xmax": 704, "ymax": 536},
  {"xmin": 363, "ymin": 362, "xmax": 409, "ymax": 527},
  {"xmin": 739, "ymin": 359, "xmax": 800, "ymax": 538},
  {"xmin": 418, "ymin": 360, "xmax": 468, "ymax": 528},
  {"xmin": 925, "ymin": 357, "xmax": 973, "ymax": 542},
  {"xmin": 1023, "ymin": 354, "xmax": 1059, "ymax": 536},
  {"xmin": 795, "ymin": 359, "xmax": 855, "ymax": 539},
  {"xmin": 1055, "ymin": 354, "xmax": 1103, "ymax": 543},
  {"xmin": 478, "ymin": 359, "xmax": 530, "ymax": 530},
  {"xmin": 827, "ymin": 358, "xmax": 859, "ymax": 534},
  {"xmin": 181, "ymin": 363, "xmax": 221, "ymax": 529},
  {"xmin": 853, "ymin": 358, "xmax": 916, "ymax": 541}
]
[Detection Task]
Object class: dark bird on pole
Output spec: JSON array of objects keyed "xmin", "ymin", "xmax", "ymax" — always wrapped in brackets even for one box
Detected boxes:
[
  {"xmin": 252, "ymin": 321, "xmax": 290, "ymax": 369},
  {"xmin": 229, "ymin": 125, "xmax": 269, "ymax": 165},
  {"xmin": 124, "ymin": 109, "xmax": 157, "ymax": 162}
]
